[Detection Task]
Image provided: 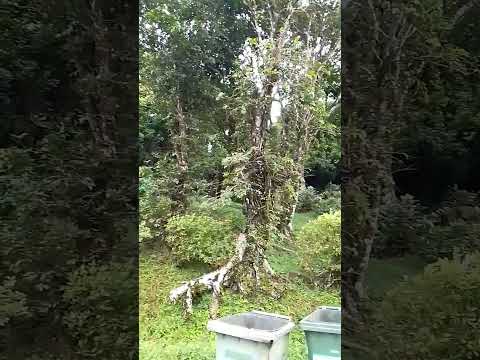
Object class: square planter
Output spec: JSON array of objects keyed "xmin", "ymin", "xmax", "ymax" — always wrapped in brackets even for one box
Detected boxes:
[
  {"xmin": 299, "ymin": 306, "xmax": 341, "ymax": 360},
  {"xmin": 207, "ymin": 310, "xmax": 295, "ymax": 360}
]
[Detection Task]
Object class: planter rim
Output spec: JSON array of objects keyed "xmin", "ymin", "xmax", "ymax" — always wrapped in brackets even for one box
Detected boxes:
[
  {"xmin": 207, "ymin": 310, "xmax": 295, "ymax": 343},
  {"xmin": 299, "ymin": 306, "xmax": 341, "ymax": 334}
]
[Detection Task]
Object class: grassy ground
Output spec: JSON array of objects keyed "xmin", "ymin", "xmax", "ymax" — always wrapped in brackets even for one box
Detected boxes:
[
  {"xmin": 343, "ymin": 256, "xmax": 427, "ymax": 360},
  {"xmin": 291, "ymin": 211, "xmax": 318, "ymax": 232},
  {"xmin": 366, "ymin": 255, "xmax": 426, "ymax": 301},
  {"xmin": 139, "ymin": 211, "xmax": 339, "ymax": 360}
]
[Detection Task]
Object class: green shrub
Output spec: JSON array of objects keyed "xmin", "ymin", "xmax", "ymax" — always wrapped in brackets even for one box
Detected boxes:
[
  {"xmin": 373, "ymin": 194, "xmax": 430, "ymax": 258},
  {"xmin": 62, "ymin": 262, "xmax": 137, "ymax": 360},
  {"xmin": 296, "ymin": 186, "xmax": 322, "ymax": 212},
  {"xmin": 370, "ymin": 253, "xmax": 480, "ymax": 360},
  {"xmin": 165, "ymin": 214, "xmax": 236, "ymax": 267},
  {"xmin": 189, "ymin": 197, "xmax": 245, "ymax": 233},
  {"xmin": 441, "ymin": 188, "xmax": 479, "ymax": 208},
  {"xmin": 433, "ymin": 188, "xmax": 480, "ymax": 224},
  {"xmin": 139, "ymin": 166, "xmax": 173, "ymax": 242},
  {"xmin": 296, "ymin": 211, "xmax": 341, "ymax": 285},
  {"xmin": 314, "ymin": 183, "xmax": 341, "ymax": 215},
  {"xmin": 0, "ymin": 279, "xmax": 31, "ymax": 326},
  {"xmin": 419, "ymin": 221, "xmax": 480, "ymax": 262}
]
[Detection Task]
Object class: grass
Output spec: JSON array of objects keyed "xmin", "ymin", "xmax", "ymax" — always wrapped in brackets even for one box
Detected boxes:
[
  {"xmin": 266, "ymin": 211, "xmax": 318, "ymax": 274},
  {"xmin": 291, "ymin": 211, "xmax": 318, "ymax": 231},
  {"xmin": 366, "ymin": 255, "xmax": 426, "ymax": 301},
  {"xmin": 140, "ymin": 211, "xmax": 339, "ymax": 360}
]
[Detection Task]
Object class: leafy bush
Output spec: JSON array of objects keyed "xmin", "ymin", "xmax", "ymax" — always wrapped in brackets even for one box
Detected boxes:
[
  {"xmin": 1, "ymin": 142, "xmax": 136, "ymax": 357},
  {"xmin": 441, "ymin": 187, "xmax": 479, "ymax": 208},
  {"xmin": 370, "ymin": 253, "xmax": 480, "ymax": 359},
  {"xmin": 139, "ymin": 165, "xmax": 173, "ymax": 242},
  {"xmin": 373, "ymin": 194, "xmax": 430, "ymax": 258},
  {"xmin": 297, "ymin": 184, "xmax": 340, "ymax": 214},
  {"xmin": 189, "ymin": 197, "xmax": 245, "ymax": 233},
  {"xmin": 62, "ymin": 262, "xmax": 137, "ymax": 360},
  {"xmin": 433, "ymin": 188, "xmax": 480, "ymax": 225},
  {"xmin": 165, "ymin": 214, "xmax": 236, "ymax": 267},
  {"xmin": 296, "ymin": 186, "xmax": 322, "ymax": 212},
  {"xmin": 0, "ymin": 278, "xmax": 30, "ymax": 326},
  {"xmin": 419, "ymin": 222, "xmax": 480, "ymax": 262},
  {"xmin": 296, "ymin": 211, "xmax": 341, "ymax": 286},
  {"xmin": 314, "ymin": 183, "xmax": 341, "ymax": 214},
  {"xmin": 412, "ymin": 188, "xmax": 480, "ymax": 262}
]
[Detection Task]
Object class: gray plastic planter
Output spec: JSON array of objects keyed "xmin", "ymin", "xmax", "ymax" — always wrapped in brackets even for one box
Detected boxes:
[
  {"xmin": 207, "ymin": 310, "xmax": 295, "ymax": 360},
  {"xmin": 299, "ymin": 306, "xmax": 341, "ymax": 360}
]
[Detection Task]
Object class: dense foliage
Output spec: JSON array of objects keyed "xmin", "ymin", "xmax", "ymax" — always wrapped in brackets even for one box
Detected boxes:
[
  {"xmin": 139, "ymin": 165, "xmax": 174, "ymax": 242},
  {"xmin": 419, "ymin": 222, "xmax": 480, "ymax": 262},
  {"xmin": 63, "ymin": 263, "xmax": 138, "ymax": 359},
  {"xmin": 165, "ymin": 214, "xmax": 237, "ymax": 267},
  {"xmin": 1, "ymin": 1, "xmax": 138, "ymax": 358},
  {"xmin": 370, "ymin": 253, "xmax": 480, "ymax": 359},
  {"xmin": 315, "ymin": 183, "xmax": 341, "ymax": 215},
  {"xmin": 373, "ymin": 195, "xmax": 430, "ymax": 258},
  {"xmin": 296, "ymin": 186, "xmax": 322, "ymax": 213},
  {"xmin": 296, "ymin": 211, "xmax": 341, "ymax": 286},
  {"xmin": 296, "ymin": 183, "xmax": 340, "ymax": 214}
]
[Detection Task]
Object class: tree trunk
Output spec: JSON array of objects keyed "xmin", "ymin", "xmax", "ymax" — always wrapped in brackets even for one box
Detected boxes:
[
  {"xmin": 171, "ymin": 97, "xmax": 188, "ymax": 213},
  {"xmin": 276, "ymin": 165, "xmax": 304, "ymax": 242},
  {"xmin": 342, "ymin": 0, "xmax": 414, "ymax": 325},
  {"xmin": 241, "ymin": 97, "xmax": 273, "ymax": 285},
  {"xmin": 276, "ymin": 107, "xmax": 311, "ymax": 242}
]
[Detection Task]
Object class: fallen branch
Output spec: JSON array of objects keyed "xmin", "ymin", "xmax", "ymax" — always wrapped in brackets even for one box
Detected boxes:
[{"xmin": 169, "ymin": 233, "xmax": 248, "ymax": 317}]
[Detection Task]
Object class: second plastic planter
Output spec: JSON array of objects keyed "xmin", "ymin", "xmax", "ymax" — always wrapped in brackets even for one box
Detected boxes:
[{"xmin": 299, "ymin": 306, "xmax": 341, "ymax": 360}]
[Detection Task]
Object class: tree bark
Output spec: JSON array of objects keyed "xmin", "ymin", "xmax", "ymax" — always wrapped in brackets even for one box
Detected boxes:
[
  {"xmin": 276, "ymin": 165, "xmax": 304, "ymax": 242},
  {"xmin": 171, "ymin": 97, "xmax": 189, "ymax": 213},
  {"xmin": 276, "ymin": 106, "xmax": 313, "ymax": 241},
  {"xmin": 242, "ymin": 94, "xmax": 273, "ymax": 284}
]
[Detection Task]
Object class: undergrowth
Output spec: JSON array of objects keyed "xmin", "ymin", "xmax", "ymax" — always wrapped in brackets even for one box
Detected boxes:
[{"xmin": 140, "ymin": 211, "xmax": 339, "ymax": 360}]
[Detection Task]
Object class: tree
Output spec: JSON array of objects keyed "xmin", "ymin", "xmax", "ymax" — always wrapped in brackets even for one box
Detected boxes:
[
  {"xmin": 169, "ymin": 0, "xmax": 340, "ymax": 317},
  {"xmin": 1, "ymin": 1, "xmax": 138, "ymax": 357},
  {"xmin": 140, "ymin": 0, "xmax": 252, "ymax": 211},
  {"xmin": 342, "ymin": 0, "xmax": 420, "ymax": 324},
  {"xmin": 342, "ymin": 0, "xmax": 479, "ymax": 331}
]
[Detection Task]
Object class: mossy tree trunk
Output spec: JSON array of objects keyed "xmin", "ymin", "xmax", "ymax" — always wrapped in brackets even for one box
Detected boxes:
[{"xmin": 171, "ymin": 97, "xmax": 189, "ymax": 214}]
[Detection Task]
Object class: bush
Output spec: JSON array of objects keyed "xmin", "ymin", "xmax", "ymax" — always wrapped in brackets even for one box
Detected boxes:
[
  {"xmin": 165, "ymin": 214, "xmax": 236, "ymax": 267},
  {"xmin": 139, "ymin": 166, "xmax": 173, "ymax": 242},
  {"xmin": 296, "ymin": 211, "xmax": 341, "ymax": 286},
  {"xmin": 373, "ymin": 194, "xmax": 430, "ymax": 258},
  {"xmin": 62, "ymin": 262, "xmax": 137, "ymax": 360},
  {"xmin": 189, "ymin": 197, "xmax": 245, "ymax": 233},
  {"xmin": 0, "ymin": 279, "xmax": 30, "ymax": 326},
  {"xmin": 441, "ymin": 187, "xmax": 479, "ymax": 208},
  {"xmin": 419, "ymin": 221, "xmax": 480, "ymax": 262},
  {"xmin": 369, "ymin": 253, "xmax": 480, "ymax": 360},
  {"xmin": 296, "ymin": 186, "xmax": 322, "ymax": 212},
  {"xmin": 314, "ymin": 183, "xmax": 341, "ymax": 215},
  {"xmin": 433, "ymin": 188, "xmax": 480, "ymax": 225}
]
